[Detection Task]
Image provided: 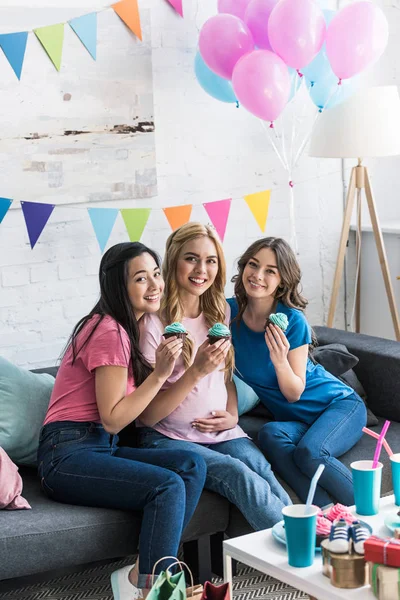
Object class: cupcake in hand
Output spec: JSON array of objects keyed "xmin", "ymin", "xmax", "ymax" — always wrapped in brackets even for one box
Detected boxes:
[
  {"xmin": 207, "ymin": 323, "xmax": 231, "ymax": 345},
  {"xmin": 265, "ymin": 312, "xmax": 288, "ymax": 333},
  {"xmin": 163, "ymin": 322, "xmax": 188, "ymax": 341}
]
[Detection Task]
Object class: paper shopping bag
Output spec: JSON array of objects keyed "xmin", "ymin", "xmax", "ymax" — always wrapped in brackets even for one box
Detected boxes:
[
  {"xmin": 200, "ymin": 581, "xmax": 230, "ymax": 600},
  {"xmin": 146, "ymin": 569, "xmax": 186, "ymax": 600},
  {"xmin": 147, "ymin": 557, "xmax": 196, "ymax": 600}
]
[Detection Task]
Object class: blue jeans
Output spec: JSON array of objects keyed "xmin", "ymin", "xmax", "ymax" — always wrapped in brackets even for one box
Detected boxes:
[
  {"xmin": 258, "ymin": 393, "xmax": 367, "ymax": 507},
  {"xmin": 37, "ymin": 421, "xmax": 206, "ymax": 587},
  {"xmin": 138, "ymin": 429, "xmax": 292, "ymax": 530}
]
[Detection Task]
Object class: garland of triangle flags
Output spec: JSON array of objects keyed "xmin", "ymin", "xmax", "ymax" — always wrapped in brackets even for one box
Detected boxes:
[
  {"xmin": 0, "ymin": 192, "xmax": 271, "ymax": 252},
  {"xmin": 0, "ymin": 0, "xmax": 182, "ymax": 79}
]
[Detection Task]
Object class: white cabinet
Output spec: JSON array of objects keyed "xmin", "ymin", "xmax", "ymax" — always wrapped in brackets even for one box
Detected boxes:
[{"xmin": 357, "ymin": 226, "xmax": 400, "ymax": 340}]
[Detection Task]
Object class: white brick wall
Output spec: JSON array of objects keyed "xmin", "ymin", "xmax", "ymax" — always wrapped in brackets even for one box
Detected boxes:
[{"xmin": 0, "ymin": 0, "xmax": 397, "ymax": 368}]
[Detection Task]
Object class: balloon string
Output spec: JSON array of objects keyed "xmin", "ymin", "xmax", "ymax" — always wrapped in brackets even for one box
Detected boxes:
[
  {"xmin": 290, "ymin": 79, "xmax": 312, "ymax": 169},
  {"xmin": 288, "ymin": 176, "xmax": 298, "ymax": 254},
  {"xmin": 260, "ymin": 119, "xmax": 288, "ymax": 172},
  {"xmin": 289, "ymin": 76, "xmax": 303, "ymax": 171},
  {"xmin": 280, "ymin": 110, "xmax": 289, "ymax": 173},
  {"xmin": 293, "ymin": 83, "xmax": 341, "ymax": 168}
]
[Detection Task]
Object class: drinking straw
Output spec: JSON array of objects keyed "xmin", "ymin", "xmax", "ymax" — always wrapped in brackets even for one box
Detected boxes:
[
  {"xmin": 305, "ymin": 464, "xmax": 325, "ymax": 514},
  {"xmin": 372, "ymin": 420, "xmax": 391, "ymax": 468},
  {"xmin": 362, "ymin": 427, "xmax": 393, "ymax": 457}
]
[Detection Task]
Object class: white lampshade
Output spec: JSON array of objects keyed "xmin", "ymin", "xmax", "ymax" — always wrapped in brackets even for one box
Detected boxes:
[{"xmin": 309, "ymin": 86, "xmax": 400, "ymax": 159}]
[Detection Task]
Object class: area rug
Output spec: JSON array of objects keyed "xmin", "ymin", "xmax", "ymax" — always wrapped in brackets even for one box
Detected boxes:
[{"xmin": 0, "ymin": 560, "xmax": 307, "ymax": 600}]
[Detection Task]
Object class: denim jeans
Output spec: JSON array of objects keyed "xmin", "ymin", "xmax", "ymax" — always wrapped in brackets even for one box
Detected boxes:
[
  {"xmin": 37, "ymin": 421, "xmax": 206, "ymax": 587},
  {"xmin": 138, "ymin": 430, "xmax": 291, "ymax": 530},
  {"xmin": 258, "ymin": 392, "xmax": 367, "ymax": 507}
]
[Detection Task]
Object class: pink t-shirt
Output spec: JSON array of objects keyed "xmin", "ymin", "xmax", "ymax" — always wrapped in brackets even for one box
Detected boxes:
[
  {"xmin": 138, "ymin": 303, "xmax": 247, "ymax": 444},
  {"xmin": 44, "ymin": 315, "xmax": 136, "ymax": 425}
]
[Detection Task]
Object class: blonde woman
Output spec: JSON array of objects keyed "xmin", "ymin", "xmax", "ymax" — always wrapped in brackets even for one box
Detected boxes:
[{"xmin": 137, "ymin": 223, "xmax": 291, "ymax": 531}]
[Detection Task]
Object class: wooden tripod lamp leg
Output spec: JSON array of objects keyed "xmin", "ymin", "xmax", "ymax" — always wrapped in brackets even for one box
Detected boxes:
[
  {"xmin": 327, "ymin": 168, "xmax": 357, "ymax": 328},
  {"xmin": 364, "ymin": 169, "xmax": 400, "ymax": 341}
]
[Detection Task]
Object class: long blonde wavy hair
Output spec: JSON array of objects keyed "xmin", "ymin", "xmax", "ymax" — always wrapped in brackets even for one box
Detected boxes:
[{"xmin": 160, "ymin": 222, "xmax": 234, "ymax": 375}]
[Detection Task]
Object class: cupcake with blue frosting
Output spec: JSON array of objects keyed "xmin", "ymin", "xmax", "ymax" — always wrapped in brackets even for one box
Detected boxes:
[
  {"xmin": 163, "ymin": 322, "xmax": 188, "ymax": 341},
  {"xmin": 207, "ymin": 323, "xmax": 231, "ymax": 345},
  {"xmin": 265, "ymin": 313, "xmax": 289, "ymax": 333}
]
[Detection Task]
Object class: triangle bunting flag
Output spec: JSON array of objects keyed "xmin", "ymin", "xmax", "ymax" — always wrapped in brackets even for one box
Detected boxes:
[
  {"xmin": 69, "ymin": 13, "xmax": 97, "ymax": 60},
  {"xmin": 21, "ymin": 201, "xmax": 55, "ymax": 249},
  {"xmin": 121, "ymin": 208, "xmax": 151, "ymax": 241},
  {"xmin": 163, "ymin": 204, "xmax": 192, "ymax": 231},
  {"xmin": 112, "ymin": 0, "xmax": 142, "ymax": 41},
  {"xmin": 0, "ymin": 32, "xmax": 28, "ymax": 80},
  {"xmin": 0, "ymin": 198, "xmax": 12, "ymax": 223},
  {"xmin": 88, "ymin": 208, "xmax": 119, "ymax": 253},
  {"xmin": 203, "ymin": 199, "xmax": 231, "ymax": 242},
  {"xmin": 166, "ymin": 0, "xmax": 183, "ymax": 17},
  {"xmin": 244, "ymin": 190, "xmax": 271, "ymax": 232},
  {"xmin": 34, "ymin": 24, "xmax": 64, "ymax": 71}
]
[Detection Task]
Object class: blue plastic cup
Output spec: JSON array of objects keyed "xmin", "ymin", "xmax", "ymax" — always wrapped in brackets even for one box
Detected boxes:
[
  {"xmin": 351, "ymin": 460, "xmax": 383, "ymax": 516},
  {"xmin": 282, "ymin": 504, "xmax": 318, "ymax": 568},
  {"xmin": 390, "ymin": 453, "xmax": 400, "ymax": 506}
]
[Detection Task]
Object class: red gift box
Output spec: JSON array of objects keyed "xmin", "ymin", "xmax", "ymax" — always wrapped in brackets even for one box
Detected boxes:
[{"xmin": 364, "ymin": 536, "xmax": 400, "ymax": 568}]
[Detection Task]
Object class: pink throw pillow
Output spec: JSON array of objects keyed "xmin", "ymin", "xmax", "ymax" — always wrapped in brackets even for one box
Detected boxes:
[{"xmin": 0, "ymin": 447, "xmax": 31, "ymax": 510}]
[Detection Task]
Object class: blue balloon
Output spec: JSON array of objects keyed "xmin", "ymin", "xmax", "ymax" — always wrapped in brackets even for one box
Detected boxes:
[
  {"xmin": 194, "ymin": 52, "xmax": 237, "ymax": 104},
  {"xmin": 308, "ymin": 70, "xmax": 358, "ymax": 111},
  {"xmin": 302, "ymin": 10, "xmax": 336, "ymax": 85}
]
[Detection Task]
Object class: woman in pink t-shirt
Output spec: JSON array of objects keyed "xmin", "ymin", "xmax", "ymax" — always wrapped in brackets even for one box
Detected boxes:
[
  {"xmin": 37, "ymin": 242, "xmax": 207, "ymax": 600},
  {"xmin": 138, "ymin": 223, "xmax": 291, "ymax": 531}
]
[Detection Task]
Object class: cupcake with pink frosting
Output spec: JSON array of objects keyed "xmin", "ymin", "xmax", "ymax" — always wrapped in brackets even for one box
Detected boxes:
[{"xmin": 325, "ymin": 503, "xmax": 354, "ymax": 525}]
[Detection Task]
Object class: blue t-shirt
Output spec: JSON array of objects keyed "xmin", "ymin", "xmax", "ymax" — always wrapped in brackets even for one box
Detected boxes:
[{"xmin": 227, "ymin": 297, "xmax": 354, "ymax": 424}]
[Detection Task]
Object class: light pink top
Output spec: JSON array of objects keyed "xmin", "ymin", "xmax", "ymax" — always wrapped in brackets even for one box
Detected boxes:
[
  {"xmin": 138, "ymin": 303, "xmax": 247, "ymax": 444},
  {"xmin": 44, "ymin": 315, "xmax": 136, "ymax": 425}
]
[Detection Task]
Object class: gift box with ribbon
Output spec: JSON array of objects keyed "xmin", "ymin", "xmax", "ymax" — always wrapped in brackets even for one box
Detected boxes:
[
  {"xmin": 369, "ymin": 562, "xmax": 400, "ymax": 600},
  {"xmin": 364, "ymin": 536, "xmax": 400, "ymax": 568}
]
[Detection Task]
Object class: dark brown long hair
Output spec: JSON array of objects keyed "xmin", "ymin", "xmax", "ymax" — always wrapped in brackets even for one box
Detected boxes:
[
  {"xmin": 231, "ymin": 237, "xmax": 308, "ymax": 325},
  {"xmin": 63, "ymin": 242, "xmax": 160, "ymax": 386}
]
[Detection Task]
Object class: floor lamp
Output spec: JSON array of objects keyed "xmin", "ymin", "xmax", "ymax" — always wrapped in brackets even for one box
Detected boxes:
[{"xmin": 309, "ymin": 86, "xmax": 400, "ymax": 341}]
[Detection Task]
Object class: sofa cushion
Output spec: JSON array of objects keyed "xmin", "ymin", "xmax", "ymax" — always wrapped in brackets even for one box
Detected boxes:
[
  {"xmin": 312, "ymin": 344, "xmax": 378, "ymax": 426},
  {"xmin": 312, "ymin": 343, "xmax": 359, "ymax": 376},
  {"xmin": 233, "ymin": 374, "xmax": 260, "ymax": 416},
  {"xmin": 0, "ymin": 357, "xmax": 55, "ymax": 466},
  {"xmin": 0, "ymin": 468, "xmax": 229, "ymax": 580}
]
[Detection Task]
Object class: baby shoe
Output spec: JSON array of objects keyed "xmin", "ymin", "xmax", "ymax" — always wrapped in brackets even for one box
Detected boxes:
[
  {"xmin": 349, "ymin": 520, "xmax": 370, "ymax": 555},
  {"xmin": 111, "ymin": 564, "xmax": 143, "ymax": 600},
  {"xmin": 328, "ymin": 518, "xmax": 350, "ymax": 553}
]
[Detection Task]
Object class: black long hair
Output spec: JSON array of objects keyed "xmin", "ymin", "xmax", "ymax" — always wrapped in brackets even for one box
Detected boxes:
[{"xmin": 63, "ymin": 242, "xmax": 161, "ymax": 386}]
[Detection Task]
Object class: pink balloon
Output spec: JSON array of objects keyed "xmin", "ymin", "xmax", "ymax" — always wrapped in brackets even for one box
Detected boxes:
[
  {"xmin": 218, "ymin": 0, "xmax": 252, "ymax": 20},
  {"xmin": 232, "ymin": 50, "xmax": 290, "ymax": 122},
  {"xmin": 326, "ymin": 2, "xmax": 389, "ymax": 80},
  {"xmin": 199, "ymin": 14, "xmax": 254, "ymax": 80},
  {"xmin": 268, "ymin": 0, "xmax": 326, "ymax": 70},
  {"xmin": 245, "ymin": 0, "xmax": 278, "ymax": 51}
]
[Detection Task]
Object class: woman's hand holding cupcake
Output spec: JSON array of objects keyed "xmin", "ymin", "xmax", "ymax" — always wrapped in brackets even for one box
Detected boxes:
[
  {"xmin": 265, "ymin": 313, "xmax": 290, "ymax": 369},
  {"xmin": 154, "ymin": 336, "xmax": 184, "ymax": 380},
  {"xmin": 191, "ymin": 338, "xmax": 230, "ymax": 378}
]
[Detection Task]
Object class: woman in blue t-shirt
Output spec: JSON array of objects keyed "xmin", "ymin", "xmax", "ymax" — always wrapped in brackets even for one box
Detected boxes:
[{"xmin": 228, "ymin": 237, "xmax": 367, "ymax": 506}]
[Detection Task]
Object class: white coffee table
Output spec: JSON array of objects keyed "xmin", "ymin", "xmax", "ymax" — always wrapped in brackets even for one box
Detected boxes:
[{"xmin": 223, "ymin": 495, "xmax": 397, "ymax": 600}]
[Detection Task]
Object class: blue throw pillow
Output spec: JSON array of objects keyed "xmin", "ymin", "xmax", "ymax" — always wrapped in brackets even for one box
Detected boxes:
[
  {"xmin": 233, "ymin": 374, "xmax": 260, "ymax": 416},
  {"xmin": 0, "ymin": 357, "xmax": 55, "ymax": 466}
]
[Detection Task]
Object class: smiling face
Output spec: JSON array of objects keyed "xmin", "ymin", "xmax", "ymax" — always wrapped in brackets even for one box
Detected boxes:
[
  {"xmin": 127, "ymin": 252, "xmax": 164, "ymax": 319},
  {"xmin": 242, "ymin": 247, "xmax": 281, "ymax": 300},
  {"xmin": 176, "ymin": 236, "xmax": 219, "ymax": 299}
]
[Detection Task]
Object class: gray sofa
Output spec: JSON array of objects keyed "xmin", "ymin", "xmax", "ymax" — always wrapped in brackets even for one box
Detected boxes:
[{"xmin": 1, "ymin": 326, "xmax": 400, "ymax": 586}]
